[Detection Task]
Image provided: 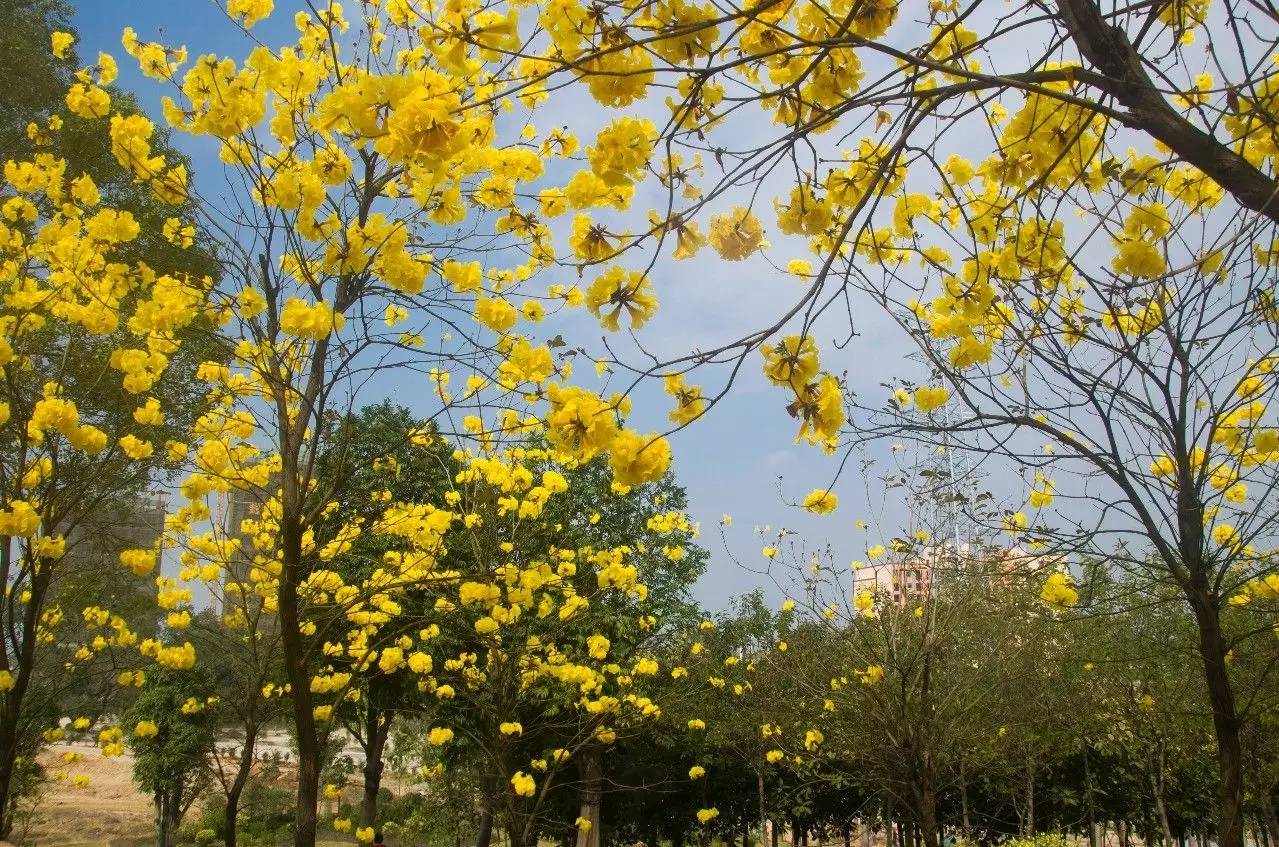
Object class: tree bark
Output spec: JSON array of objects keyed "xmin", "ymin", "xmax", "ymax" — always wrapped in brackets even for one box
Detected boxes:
[
  {"xmin": 1085, "ymin": 744, "xmax": 1097, "ymax": 847},
  {"xmin": 1260, "ymin": 792, "xmax": 1279, "ymax": 847},
  {"xmin": 915, "ymin": 759, "xmax": 941, "ymax": 847},
  {"xmin": 224, "ymin": 723, "xmax": 258, "ymax": 847},
  {"xmin": 475, "ymin": 804, "xmax": 494, "ymax": 847},
  {"xmin": 279, "ymin": 510, "xmax": 320, "ymax": 847},
  {"xmin": 575, "ymin": 747, "xmax": 603, "ymax": 847},
  {"xmin": 1025, "ymin": 756, "xmax": 1036, "ymax": 837},
  {"xmin": 0, "ymin": 555, "xmax": 51, "ymax": 839},
  {"xmin": 758, "ymin": 771, "xmax": 767, "ymax": 847},
  {"xmin": 359, "ymin": 706, "xmax": 390, "ymax": 829},
  {"xmin": 155, "ymin": 789, "xmax": 166, "ymax": 847},
  {"xmin": 1188, "ymin": 589, "xmax": 1245, "ymax": 847},
  {"xmin": 1152, "ymin": 749, "xmax": 1174, "ymax": 847},
  {"xmin": 165, "ymin": 789, "xmax": 182, "ymax": 847}
]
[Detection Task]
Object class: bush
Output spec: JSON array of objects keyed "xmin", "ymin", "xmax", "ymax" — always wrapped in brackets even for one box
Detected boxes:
[
  {"xmin": 194, "ymin": 779, "xmax": 294, "ymax": 847},
  {"xmin": 1001, "ymin": 834, "xmax": 1070, "ymax": 847}
]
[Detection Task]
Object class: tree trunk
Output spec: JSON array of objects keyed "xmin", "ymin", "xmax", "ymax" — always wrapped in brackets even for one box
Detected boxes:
[
  {"xmin": 279, "ymin": 520, "xmax": 320, "ymax": 847},
  {"xmin": 0, "ymin": 552, "xmax": 50, "ymax": 839},
  {"xmin": 885, "ymin": 800, "xmax": 895, "ymax": 847},
  {"xmin": 1085, "ymin": 745, "xmax": 1098, "ymax": 847},
  {"xmin": 1025, "ymin": 757, "xmax": 1036, "ymax": 837},
  {"xmin": 1260, "ymin": 791, "xmax": 1279, "ymax": 847},
  {"xmin": 773, "ymin": 819, "xmax": 781, "ymax": 847},
  {"xmin": 1188, "ymin": 589, "xmax": 1245, "ymax": 847},
  {"xmin": 576, "ymin": 747, "xmax": 603, "ymax": 847},
  {"xmin": 155, "ymin": 789, "xmax": 166, "ymax": 847},
  {"xmin": 759, "ymin": 772, "xmax": 767, "ymax": 847},
  {"xmin": 475, "ymin": 805, "xmax": 494, "ymax": 847},
  {"xmin": 1152, "ymin": 756, "xmax": 1175, "ymax": 847},
  {"xmin": 165, "ymin": 789, "xmax": 182, "ymax": 847},
  {"xmin": 960, "ymin": 759, "xmax": 971, "ymax": 838},
  {"xmin": 224, "ymin": 724, "xmax": 259, "ymax": 847},
  {"xmin": 359, "ymin": 706, "xmax": 390, "ymax": 829},
  {"xmin": 916, "ymin": 760, "xmax": 941, "ymax": 847}
]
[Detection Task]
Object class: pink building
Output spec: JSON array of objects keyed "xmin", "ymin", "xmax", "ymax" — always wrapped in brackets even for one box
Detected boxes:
[{"xmin": 855, "ymin": 544, "xmax": 1056, "ymax": 605}]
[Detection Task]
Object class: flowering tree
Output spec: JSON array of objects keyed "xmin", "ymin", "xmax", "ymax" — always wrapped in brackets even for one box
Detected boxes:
[
  {"xmin": 124, "ymin": 665, "xmax": 218, "ymax": 847},
  {"xmin": 414, "ymin": 2, "xmax": 1279, "ymax": 844},
  {"xmin": 55, "ymin": 4, "xmax": 685, "ymax": 845},
  {"xmin": 0, "ymin": 30, "xmax": 214, "ymax": 832},
  {"xmin": 322, "ymin": 443, "xmax": 705, "ymax": 847}
]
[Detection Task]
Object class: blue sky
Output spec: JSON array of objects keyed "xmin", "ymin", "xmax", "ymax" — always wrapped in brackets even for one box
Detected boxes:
[{"xmin": 69, "ymin": 0, "xmax": 940, "ymax": 611}]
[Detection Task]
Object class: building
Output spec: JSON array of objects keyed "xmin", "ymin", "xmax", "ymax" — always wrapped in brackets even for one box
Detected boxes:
[
  {"xmin": 63, "ymin": 491, "xmax": 168, "ymax": 557},
  {"xmin": 56, "ymin": 492, "xmax": 170, "ymax": 635},
  {"xmin": 855, "ymin": 543, "xmax": 1057, "ymax": 605},
  {"xmin": 216, "ymin": 482, "xmax": 279, "ymax": 622}
]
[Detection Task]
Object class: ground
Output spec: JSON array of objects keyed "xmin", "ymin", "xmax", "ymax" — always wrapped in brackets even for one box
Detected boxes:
[
  {"xmin": 22, "ymin": 736, "xmax": 369, "ymax": 847},
  {"xmin": 24, "ymin": 743, "xmax": 152, "ymax": 847}
]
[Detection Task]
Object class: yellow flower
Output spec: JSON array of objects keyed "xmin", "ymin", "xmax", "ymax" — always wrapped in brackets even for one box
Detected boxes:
[
  {"xmin": 587, "ymin": 634, "xmax": 610, "ymax": 660},
  {"xmin": 51, "ymin": 31, "xmax": 75, "ymax": 59},
  {"xmin": 802, "ymin": 489, "xmax": 838, "ymax": 514},
  {"xmin": 280, "ymin": 298, "xmax": 343, "ymax": 340},
  {"xmin": 133, "ymin": 720, "xmax": 159, "ymax": 738},
  {"xmin": 1040, "ymin": 571, "xmax": 1079, "ymax": 610},
  {"xmin": 228, "ymin": 0, "xmax": 274, "ymax": 28},
  {"xmin": 474, "ymin": 297, "xmax": 517, "ymax": 333},
  {"xmin": 1028, "ymin": 480, "xmax": 1055, "ymax": 509},
  {"xmin": 913, "ymin": 385, "xmax": 950, "ymax": 413},
  {"xmin": 688, "ymin": 765, "xmax": 706, "ymax": 779},
  {"xmin": 586, "ymin": 268, "xmax": 658, "ymax": 331},
  {"xmin": 608, "ymin": 430, "xmax": 671, "ymax": 487},
  {"xmin": 696, "ymin": 808, "xmax": 720, "ymax": 825},
  {"xmin": 511, "ymin": 771, "xmax": 536, "ymax": 797},
  {"xmin": 708, "ymin": 207, "xmax": 765, "ymax": 260}
]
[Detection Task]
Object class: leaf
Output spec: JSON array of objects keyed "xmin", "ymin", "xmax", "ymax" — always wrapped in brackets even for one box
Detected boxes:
[{"xmin": 547, "ymin": 334, "xmax": 566, "ymax": 348}]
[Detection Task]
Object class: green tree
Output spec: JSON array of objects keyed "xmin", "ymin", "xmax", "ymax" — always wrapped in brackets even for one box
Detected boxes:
[
  {"xmin": 316, "ymin": 402, "xmax": 459, "ymax": 830},
  {"xmin": 0, "ymin": 0, "xmax": 220, "ymax": 834},
  {"xmin": 125, "ymin": 666, "xmax": 218, "ymax": 847}
]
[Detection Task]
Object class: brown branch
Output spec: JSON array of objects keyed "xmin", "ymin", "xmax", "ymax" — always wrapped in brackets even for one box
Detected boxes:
[{"xmin": 1058, "ymin": 0, "xmax": 1279, "ymax": 224}]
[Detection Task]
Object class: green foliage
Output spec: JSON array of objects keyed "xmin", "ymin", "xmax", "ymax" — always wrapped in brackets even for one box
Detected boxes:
[
  {"xmin": 124, "ymin": 667, "xmax": 216, "ymax": 808},
  {"xmin": 1000, "ymin": 834, "xmax": 1070, "ymax": 847},
  {"xmin": 197, "ymin": 778, "xmax": 295, "ymax": 847}
]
